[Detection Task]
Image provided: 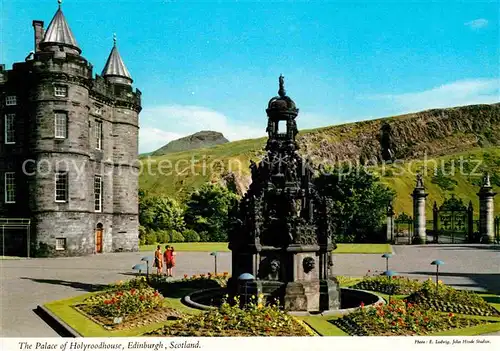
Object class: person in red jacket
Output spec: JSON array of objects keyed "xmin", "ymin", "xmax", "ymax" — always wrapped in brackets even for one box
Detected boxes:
[{"xmin": 164, "ymin": 246, "xmax": 176, "ymax": 277}]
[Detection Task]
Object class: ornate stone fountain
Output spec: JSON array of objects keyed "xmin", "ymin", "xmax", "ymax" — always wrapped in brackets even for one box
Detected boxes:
[{"xmin": 227, "ymin": 76, "xmax": 340, "ymax": 312}]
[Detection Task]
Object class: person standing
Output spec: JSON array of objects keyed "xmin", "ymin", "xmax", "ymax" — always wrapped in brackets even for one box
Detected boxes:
[
  {"xmin": 154, "ymin": 245, "xmax": 163, "ymax": 275},
  {"xmin": 163, "ymin": 245, "xmax": 171, "ymax": 277},
  {"xmin": 165, "ymin": 246, "xmax": 176, "ymax": 277}
]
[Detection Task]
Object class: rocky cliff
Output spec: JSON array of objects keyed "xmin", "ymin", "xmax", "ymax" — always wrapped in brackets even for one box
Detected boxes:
[{"xmin": 297, "ymin": 103, "xmax": 500, "ymax": 165}]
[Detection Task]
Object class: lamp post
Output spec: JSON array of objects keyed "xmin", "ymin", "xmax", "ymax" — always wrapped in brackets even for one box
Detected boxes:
[
  {"xmin": 132, "ymin": 264, "xmax": 146, "ymax": 277},
  {"xmin": 141, "ymin": 256, "xmax": 152, "ymax": 281},
  {"xmin": 238, "ymin": 273, "xmax": 255, "ymax": 307},
  {"xmin": 431, "ymin": 260, "xmax": 444, "ymax": 294},
  {"xmin": 381, "ymin": 253, "xmax": 393, "ymax": 271},
  {"xmin": 210, "ymin": 251, "xmax": 218, "ymax": 275},
  {"xmin": 383, "ymin": 270, "xmax": 397, "ymax": 303}
]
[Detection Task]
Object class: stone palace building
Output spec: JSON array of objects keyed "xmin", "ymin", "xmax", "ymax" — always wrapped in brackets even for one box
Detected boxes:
[{"xmin": 0, "ymin": 1, "xmax": 141, "ymax": 256}]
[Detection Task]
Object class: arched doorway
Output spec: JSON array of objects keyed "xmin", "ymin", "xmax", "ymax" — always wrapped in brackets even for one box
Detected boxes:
[{"xmin": 95, "ymin": 223, "xmax": 103, "ymax": 253}]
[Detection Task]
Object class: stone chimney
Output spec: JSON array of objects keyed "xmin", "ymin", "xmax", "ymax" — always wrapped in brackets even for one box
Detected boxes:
[{"xmin": 32, "ymin": 20, "xmax": 45, "ymax": 52}]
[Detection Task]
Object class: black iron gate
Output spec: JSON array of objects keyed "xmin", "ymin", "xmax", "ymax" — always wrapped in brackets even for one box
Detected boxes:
[
  {"xmin": 432, "ymin": 196, "xmax": 474, "ymax": 244},
  {"xmin": 394, "ymin": 212, "xmax": 413, "ymax": 245}
]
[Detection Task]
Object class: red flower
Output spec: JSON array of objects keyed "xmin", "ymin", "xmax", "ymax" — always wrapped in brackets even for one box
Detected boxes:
[
  {"xmin": 104, "ymin": 299, "xmax": 111, "ymax": 305},
  {"xmin": 223, "ymin": 316, "xmax": 229, "ymax": 321},
  {"xmin": 448, "ymin": 313, "xmax": 454, "ymax": 317},
  {"xmin": 130, "ymin": 288, "xmax": 136, "ymax": 295},
  {"xmin": 154, "ymin": 291, "xmax": 159, "ymax": 297},
  {"xmin": 139, "ymin": 295, "xmax": 145, "ymax": 301},
  {"xmin": 391, "ymin": 321, "xmax": 396, "ymax": 326},
  {"xmin": 360, "ymin": 302, "xmax": 365, "ymax": 308},
  {"xmin": 183, "ymin": 274, "xmax": 188, "ymax": 279}
]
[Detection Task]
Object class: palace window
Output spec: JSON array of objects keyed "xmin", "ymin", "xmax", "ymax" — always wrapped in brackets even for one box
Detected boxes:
[
  {"xmin": 94, "ymin": 106, "xmax": 102, "ymax": 115},
  {"xmin": 4, "ymin": 114, "xmax": 15, "ymax": 144},
  {"xmin": 55, "ymin": 238, "xmax": 66, "ymax": 251},
  {"xmin": 5, "ymin": 96, "xmax": 17, "ymax": 106},
  {"xmin": 55, "ymin": 172, "xmax": 68, "ymax": 202},
  {"xmin": 4, "ymin": 172, "xmax": 16, "ymax": 203},
  {"xmin": 54, "ymin": 85, "xmax": 68, "ymax": 97},
  {"xmin": 94, "ymin": 175, "xmax": 102, "ymax": 212},
  {"xmin": 95, "ymin": 120, "xmax": 103, "ymax": 150},
  {"xmin": 54, "ymin": 112, "xmax": 67, "ymax": 139}
]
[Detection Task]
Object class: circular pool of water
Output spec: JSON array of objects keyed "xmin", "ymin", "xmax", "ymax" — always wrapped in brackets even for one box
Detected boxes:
[{"xmin": 183, "ymin": 287, "xmax": 384, "ymax": 315}]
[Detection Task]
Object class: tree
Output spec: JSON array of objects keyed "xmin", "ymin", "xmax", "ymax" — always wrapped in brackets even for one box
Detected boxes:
[
  {"xmin": 139, "ymin": 189, "xmax": 186, "ymax": 233},
  {"xmin": 184, "ymin": 183, "xmax": 239, "ymax": 242},
  {"xmin": 314, "ymin": 166, "xmax": 395, "ymax": 243}
]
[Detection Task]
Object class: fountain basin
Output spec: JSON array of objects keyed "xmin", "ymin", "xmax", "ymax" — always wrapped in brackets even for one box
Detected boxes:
[{"xmin": 183, "ymin": 287, "xmax": 384, "ymax": 316}]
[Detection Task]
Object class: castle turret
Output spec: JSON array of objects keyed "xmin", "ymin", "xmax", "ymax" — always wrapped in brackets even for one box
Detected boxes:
[
  {"xmin": 39, "ymin": 0, "xmax": 81, "ymax": 56},
  {"xmin": 101, "ymin": 35, "xmax": 141, "ymax": 252},
  {"xmin": 0, "ymin": 1, "xmax": 141, "ymax": 257},
  {"xmin": 102, "ymin": 35, "xmax": 133, "ymax": 86}
]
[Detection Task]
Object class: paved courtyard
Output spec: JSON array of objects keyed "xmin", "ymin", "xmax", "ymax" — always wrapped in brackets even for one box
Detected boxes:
[{"xmin": 0, "ymin": 244, "xmax": 498, "ymax": 337}]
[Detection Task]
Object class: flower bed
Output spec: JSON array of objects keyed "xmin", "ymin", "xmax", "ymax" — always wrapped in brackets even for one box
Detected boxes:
[
  {"xmin": 333, "ymin": 299, "xmax": 491, "ymax": 336},
  {"xmin": 149, "ymin": 273, "xmax": 230, "ymax": 299},
  {"xmin": 145, "ymin": 295, "xmax": 313, "ymax": 337},
  {"xmin": 101, "ymin": 277, "xmax": 150, "ymax": 292},
  {"xmin": 405, "ymin": 280, "xmax": 500, "ymax": 317},
  {"xmin": 351, "ymin": 276, "xmax": 423, "ymax": 295},
  {"xmin": 75, "ymin": 287, "xmax": 182, "ymax": 330}
]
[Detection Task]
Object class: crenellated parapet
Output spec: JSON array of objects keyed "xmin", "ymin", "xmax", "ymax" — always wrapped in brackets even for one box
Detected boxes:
[{"xmin": 90, "ymin": 75, "xmax": 141, "ymax": 112}]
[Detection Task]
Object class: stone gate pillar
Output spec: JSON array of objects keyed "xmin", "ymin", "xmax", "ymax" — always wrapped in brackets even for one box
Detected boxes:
[
  {"xmin": 477, "ymin": 173, "xmax": 496, "ymax": 243},
  {"xmin": 412, "ymin": 174, "xmax": 428, "ymax": 244}
]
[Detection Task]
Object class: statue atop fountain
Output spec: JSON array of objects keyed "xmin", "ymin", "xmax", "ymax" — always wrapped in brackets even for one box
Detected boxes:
[{"xmin": 228, "ymin": 76, "xmax": 340, "ymax": 311}]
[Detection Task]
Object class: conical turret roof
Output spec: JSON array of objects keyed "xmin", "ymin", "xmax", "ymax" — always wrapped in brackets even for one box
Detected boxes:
[
  {"xmin": 41, "ymin": 1, "xmax": 80, "ymax": 53},
  {"xmin": 102, "ymin": 36, "xmax": 132, "ymax": 81}
]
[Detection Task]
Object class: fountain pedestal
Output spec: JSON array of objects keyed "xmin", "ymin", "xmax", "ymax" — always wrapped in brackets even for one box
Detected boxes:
[{"xmin": 228, "ymin": 76, "xmax": 340, "ymax": 312}]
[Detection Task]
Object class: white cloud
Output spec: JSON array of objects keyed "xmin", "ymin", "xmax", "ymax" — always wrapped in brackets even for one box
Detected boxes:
[
  {"xmin": 139, "ymin": 128, "xmax": 184, "ymax": 155},
  {"xmin": 366, "ymin": 78, "xmax": 499, "ymax": 114},
  {"xmin": 464, "ymin": 18, "xmax": 489, "ymax": 29},
  {"xmin": 139, "ymin": 105, "xmax": 265, "ymax": 153},
  {"xmin": 297, "ymin": 112, "xmax": 345, "ymax": 130}
]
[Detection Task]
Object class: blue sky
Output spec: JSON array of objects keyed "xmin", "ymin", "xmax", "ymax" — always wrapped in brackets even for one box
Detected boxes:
[{"xmin": 2, "ymin": 0, "xmax": 499, "ymax": 153}]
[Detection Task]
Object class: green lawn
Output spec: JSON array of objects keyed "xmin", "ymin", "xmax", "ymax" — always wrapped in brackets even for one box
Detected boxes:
[
  {"xmin": 335, "ymin": 244, "xmax": 392, "ymax": 254},
  {"xmin": 139, "ymin": 242, "xmax": 230, "ymax": 252},
  {"xmin": 307, "ymin": 290, "xmax": 500, "ymax": 336},
  {"xmin": 139, "ymin": 243, "xmax": 392, "ymax": 254},
  {"xmin": 45, "ymin": 279, "xmax": 500, "ymax": 337},
  {"xmin": 44, "ymin": 291, "xmax": 201, "ymax": 337}
]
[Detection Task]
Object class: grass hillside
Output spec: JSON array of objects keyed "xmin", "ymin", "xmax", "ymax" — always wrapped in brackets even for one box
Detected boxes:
[
  {"xmin": 150, "ymin": 131, "xmax": 229, "ymax": 156},
  {"xmin": 139, "ymin": 103, "xmax": 500, "ymax": 216}
]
